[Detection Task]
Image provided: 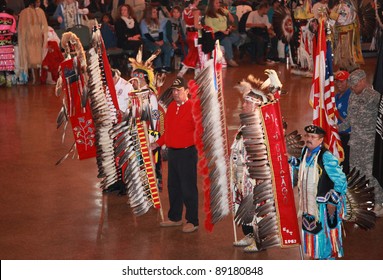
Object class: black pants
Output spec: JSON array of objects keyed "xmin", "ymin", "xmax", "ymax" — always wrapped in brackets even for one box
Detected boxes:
[
  {"xmin": 339, "ymin": 133, "xmax": 350, "ymax": 175},
  {"xmin": 167, "ymin": 146, "xmax": 198, "ymax": 226},
  {"xmin": 246, "ymin": 28, "xmax": 269, "ymax": 60}
]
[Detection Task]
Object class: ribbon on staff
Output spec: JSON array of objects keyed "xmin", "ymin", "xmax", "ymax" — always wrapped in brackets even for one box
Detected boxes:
[{"xmin": 261, "ymin": 102, "xmax": 301, "ymax": 247}]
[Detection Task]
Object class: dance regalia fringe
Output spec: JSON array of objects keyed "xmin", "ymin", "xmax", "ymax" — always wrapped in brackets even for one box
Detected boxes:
[{"xmin": 302, "ymin": 203, "xmax": 344, "ymax": 259}]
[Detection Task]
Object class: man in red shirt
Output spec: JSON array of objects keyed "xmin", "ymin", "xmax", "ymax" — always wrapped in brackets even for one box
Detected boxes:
[{"xmin": 151, "ymin": 77, "xmax": 198, "ymax": 233}]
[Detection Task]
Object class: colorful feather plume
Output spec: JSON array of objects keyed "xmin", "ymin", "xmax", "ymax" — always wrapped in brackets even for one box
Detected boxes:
[{"xmin": 190, "ymin": 47, "xmax": 231, "ymax": 231}]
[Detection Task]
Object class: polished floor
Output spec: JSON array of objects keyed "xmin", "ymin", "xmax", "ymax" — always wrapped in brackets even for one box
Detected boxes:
[{"xmin": 0, "ymin": 57, "xmax": 382, "ymax": 260}]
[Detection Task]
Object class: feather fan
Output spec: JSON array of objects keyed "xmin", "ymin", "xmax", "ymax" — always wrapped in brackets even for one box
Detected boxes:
[{"xmin": 344, "ymin": 167, "xmax": 376, "ymax": 229}]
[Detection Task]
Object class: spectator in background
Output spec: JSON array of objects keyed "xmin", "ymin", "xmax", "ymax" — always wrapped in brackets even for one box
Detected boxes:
[
  {"xmin": 204, "ymin": 0, "xmax": 241, "ymax": 67},
  {"xmin": 41, "ymin": 0, "xmax": 58, "ymax": 17},
  {"xmin": 111, "ymin": 0, "xmax": 145, "ymax": 22},
  {"xmin": 140, "ymin": 5, "xmax": 172, "ymax": 73},
  {"xmin": 168, "ymin": 6, "xmax": 187, "ymax": 60},
  {"xmin": 81, "ymin": 0, "xmax": 103, "ymax": 20},
  {"xmin": 5, "ymin": 0, "xmax": 25, "ymax": 19},
  {"xmin": 334, "ymin": 70, "xmax": 351, "ymax": 175},
  {"xmin": 100, "ymin": 0, "xmax": 112, "ymax": 13},
  {"xmin": 266, "ymin": 0, "xmax": 280, "ymax": 62},
  {"xmin": 18, "ymin": 0, "xmax": 49, "ymax": 84},
  {"xmin": 114, "ymin": 4, "xmax": 141, "ymax": 55},
  {"xmin": 177, "ymin": 0, "xmax": 203, "ymax": 77},
  {"xmin": 110, "ymin": 0, "xmax": 125, "ymax": 20},
  {"xmin": 100, "ymin": 13, "xmax": 117, "ymax": 49},
  {"xmin": 245, "ymin": 1, "xmax": 276, "ymax": 65},
  {"xmin": 53, "ymin": 0, "xmax": 90, "ymax": 30},
  {"xmin": 126, "ymin": 0, "xmax": 145, "ymax": 21}
]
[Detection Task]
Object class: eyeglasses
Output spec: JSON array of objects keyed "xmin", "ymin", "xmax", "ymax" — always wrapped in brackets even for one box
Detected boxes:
[{"xmin": 303, "ymin": 134, "xmax": 322, "ymax": 140}]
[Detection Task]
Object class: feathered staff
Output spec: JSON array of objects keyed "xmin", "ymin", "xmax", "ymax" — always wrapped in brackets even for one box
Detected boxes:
[
  {"xmin": 232, "ymin": 85, "xmax": 282, "ymax": 251},
  {"xmin": 232, "ymin": 70, "xmax": 301, "ymax": 252},
  {"xmin": 110, "ymin": 47, "xmax": 163, "ymax": 217},
  {"xmin": 110, "ymin": 114, "xmax": 162, "ymax": 216},
  {"xmin": 85, "ymin": 28, "xmax": 119, "ymax": 189},
  {"xmin": 190, "ymin": 43, "xmax": 231, "ymax": 231}
]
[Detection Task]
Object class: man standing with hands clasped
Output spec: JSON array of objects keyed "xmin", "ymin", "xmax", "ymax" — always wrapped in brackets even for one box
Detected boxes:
[
  {"xmin": 338, "ymin": 69, "xmax": 383, "ymax": 217},
  {"xmin": 150, "ymin": 77, "xmax": 199, "ymax": 233},
  {"xmin": 289, "ymin": 125, "xmax": 347, "ymax": 259}
]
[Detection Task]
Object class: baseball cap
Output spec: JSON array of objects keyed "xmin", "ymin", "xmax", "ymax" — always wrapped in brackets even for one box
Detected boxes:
[
  {"xmin": 170, "ymin": 77, "xmax": 188, "ymax": 89},
  {"xmin": 334, "ymin": 70, "xmax": 349, "ymax": 81}
]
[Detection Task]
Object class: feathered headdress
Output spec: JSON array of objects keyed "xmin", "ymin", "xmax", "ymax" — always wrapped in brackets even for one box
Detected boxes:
[
  {"xmin": 235, "ymin": 69, "xmax": 283, "ymax": 103},
  {"xmin": 129, "ymin": 46, "xmax": 161, "ymax": 93},
  {"xmin": 272, "ymin": 5, "xmax": 294, "ymax": 43}
]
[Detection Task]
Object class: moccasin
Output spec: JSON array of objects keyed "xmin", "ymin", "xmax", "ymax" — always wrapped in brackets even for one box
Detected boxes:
[
  {"xmin": 160, "ymin": 220, "xmax": 183, "ymax": 227},
  {"xmin": 233, "ymin": 234, "xmax": 253, "ymax": 247},
  {"xmin": 182, "ymin": 223, "xmax": 198, "ymax": 233}
]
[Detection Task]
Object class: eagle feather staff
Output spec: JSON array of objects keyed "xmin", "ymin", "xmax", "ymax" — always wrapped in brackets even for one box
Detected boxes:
[
  {"xmin": 190, "ymin": 44, "xmax": 231, "ymax": 231},
  {"xmin": 231, "ymin": 70, "xmax": 301, "ymax": 252}
]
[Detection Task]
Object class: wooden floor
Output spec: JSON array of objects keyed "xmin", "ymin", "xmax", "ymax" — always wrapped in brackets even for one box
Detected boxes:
[{"xmin": 0, "ymin": 57, "xmax": 382, "ymax": 260}]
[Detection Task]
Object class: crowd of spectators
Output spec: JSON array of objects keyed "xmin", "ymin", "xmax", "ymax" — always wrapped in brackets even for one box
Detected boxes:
[{"xmin": 1, "ymin": 0, "xmax": 376, "ymax": 85}]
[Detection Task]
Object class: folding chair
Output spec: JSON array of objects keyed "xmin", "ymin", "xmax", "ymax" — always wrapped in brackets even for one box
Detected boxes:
[{"xmin": 68, "ymin": 24, "xmax": 91, "ymax": 50}]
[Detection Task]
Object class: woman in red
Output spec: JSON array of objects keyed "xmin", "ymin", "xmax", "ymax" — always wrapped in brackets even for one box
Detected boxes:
[{"xmin": 178, "ymin": 0, "xmax": 202, "ymax": 77}]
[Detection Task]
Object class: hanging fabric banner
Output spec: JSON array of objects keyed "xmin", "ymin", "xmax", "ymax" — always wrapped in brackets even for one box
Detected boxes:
[{"xmin": 261, "ymin": 101, "xmax": 301, "ymax": 247}]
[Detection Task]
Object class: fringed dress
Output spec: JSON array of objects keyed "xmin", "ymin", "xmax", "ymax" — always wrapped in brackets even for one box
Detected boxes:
[{"xmin": 295, "ymin": 145, "xmax": 347, "ymax": 259}]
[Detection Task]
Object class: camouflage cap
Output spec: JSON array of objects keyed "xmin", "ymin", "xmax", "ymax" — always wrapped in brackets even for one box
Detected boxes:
[{"xmin": 347, "ymin": 69, "xmax": 366, "ymax": 87}]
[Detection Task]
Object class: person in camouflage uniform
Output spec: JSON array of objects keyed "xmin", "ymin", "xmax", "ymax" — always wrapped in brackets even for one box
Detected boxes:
[{"xmin": 338, "ymin": 69, "xmax": 383, "ymax": 217}]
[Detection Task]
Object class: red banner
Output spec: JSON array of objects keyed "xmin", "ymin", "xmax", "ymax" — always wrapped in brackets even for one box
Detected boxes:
[
  {"xmin": 61, "ymin": 59, "xmax": 96, "ymax": 160},
  {"xmin": 261, "ymin": 102, "xmax": 301, "ymax": 247}
]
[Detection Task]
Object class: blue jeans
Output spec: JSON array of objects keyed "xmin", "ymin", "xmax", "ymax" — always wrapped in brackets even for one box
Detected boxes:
[
  {"xmin": 217, "ymin": 32, "xmax": 241, "ymax": 61},
  {"xmin": 142, "ymin": 39, "xmax": 172, "ymax": 69}
]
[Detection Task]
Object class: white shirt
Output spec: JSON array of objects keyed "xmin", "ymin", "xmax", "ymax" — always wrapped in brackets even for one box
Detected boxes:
[
  {"xmin": 236, "ymin": 4, "xmax": 252, "ymax": 21},
  {"xmin": 246, "ymin": 10, "xmax": 271, "ymax": 31}
]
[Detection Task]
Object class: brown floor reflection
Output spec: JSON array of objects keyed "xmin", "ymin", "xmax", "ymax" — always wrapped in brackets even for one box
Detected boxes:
[{"xmin": 0, "ymin": 57, "xmax": 381, "ymax": 260}]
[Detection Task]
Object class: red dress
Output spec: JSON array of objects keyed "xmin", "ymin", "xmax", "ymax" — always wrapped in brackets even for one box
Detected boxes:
[{"xmin": 182, "ymin": 6, "xmax": 199, "ymax": 69}]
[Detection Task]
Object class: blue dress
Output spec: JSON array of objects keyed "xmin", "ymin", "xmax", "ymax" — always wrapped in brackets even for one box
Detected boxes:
[{"xmin": 292, "ymin": 145, "xmax": 347, "ymax": 259}]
